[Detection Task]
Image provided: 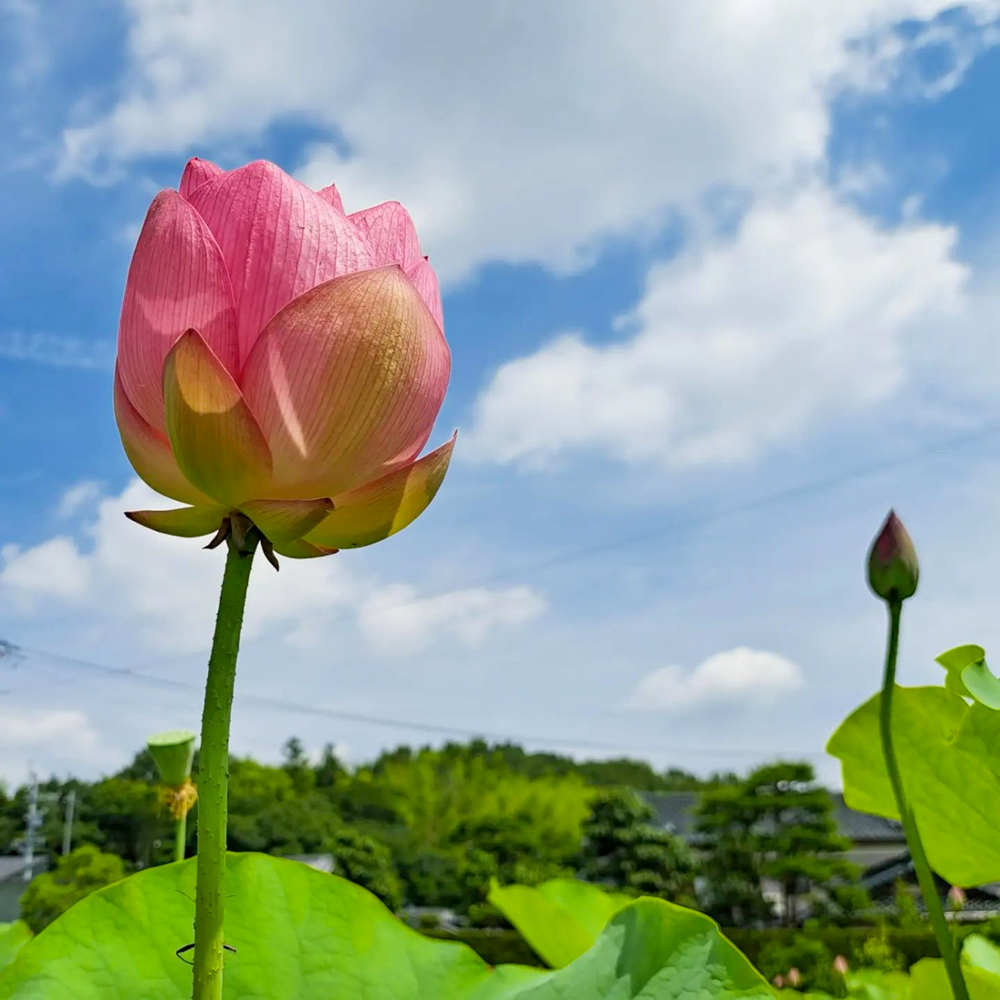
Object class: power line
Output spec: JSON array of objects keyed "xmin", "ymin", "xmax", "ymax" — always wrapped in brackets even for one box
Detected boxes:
[
  {"xmin": 3, "ymin": 425, "xmax": 992, "ymax": 768},
  {"xmin": 439, "ymin": 421, "xmax": 1000, "ymax": 594},
  {"xmin": 1, "ymin": 642, "xmax": 826, "ymax": 761}
]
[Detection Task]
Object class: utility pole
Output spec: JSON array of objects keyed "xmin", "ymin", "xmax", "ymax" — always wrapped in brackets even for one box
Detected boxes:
[
  {"xmin": 62, "ymin": 789, "xmax": 76, "ymax": 856},
  {"xmin": 22, "ymin": 771, "xmax": 45, "ymax": 881}
]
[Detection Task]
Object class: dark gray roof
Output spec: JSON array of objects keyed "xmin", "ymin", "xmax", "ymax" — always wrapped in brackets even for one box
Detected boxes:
[
  {"xmin": 0, "ymin": 856, "xmax": 44, "ymax": 881},
  {"xmin": 642, "ymin": 791, "xmax": 904, "ymax": 845}
]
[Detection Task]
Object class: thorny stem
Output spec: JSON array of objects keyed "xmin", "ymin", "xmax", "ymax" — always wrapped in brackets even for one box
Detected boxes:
[
  {"xmin": 192, "ymin": 526, "xmax": 256, "ymax": 1000},
  {"xmin": 879, "ymin": 599, "xmax": 969, "ymax": 1000},
  {"xmin": 175, "ymin": 813, "xmax": 187, "ymax": 864}
]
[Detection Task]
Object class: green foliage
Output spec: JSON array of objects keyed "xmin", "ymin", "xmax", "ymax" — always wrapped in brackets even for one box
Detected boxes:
[
  {"xmin": 828, "ymin": 685, "xmax": 1000, "ymax": 886},
  {"xmin": 578, "ymin": 789, "xmax": 695, "ymax": 902},
  {"xmin": 696, "ymin": 783, "xmax": 772, "ymax": 926},
  {"xmin": 757, "ymin": 932, "xmax": 843, "ymax": 995},
  {"xmin": 19, "ymin": 845, "xmax": 126, "ymax": 933},
  {"xmin": 697, "ymin": 762, "xmax": 854, "ymax": 927},
  {"xmin": 891, "ymin": 881, "xmax": 923, "ymax": 930},
  {"xmin": 0, "ymin": 853, "xmax": 773, "ymax": 999},
  {"xmin": 365, "ymin": 747, "xmax": 592, "ymax": 856},
  {"xmin": 806, "ymin": 884, "xmax": 873, "ymax": 929},
  {"xmin": 487, "ymin": 878, "xmax": 632, "ymax": 968},
  {"xmin": 855, "ymin": 926, "xmax": 905, "ymax": 973},
  {"xmin": 325, "ymin": 827, "xmax": 403, "ymax": 911}
]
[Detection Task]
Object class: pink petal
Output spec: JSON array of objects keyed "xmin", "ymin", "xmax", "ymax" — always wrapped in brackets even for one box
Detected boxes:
[
  {"xmin": 404, "ymin": 257, "xmax": 444, "ymax": 332},
  {"xmin": 348, "ymin": 201, "xmax": 422, "ymax": 269},
  {"xmin": 316, "ymin": 184, "xmax": 344, "ymax": 213},
  {"xmin": 118, "ymin": 190, "xmax": 239, "ymax": 432},
  {"xmin": 179, "ymin": 158, "xmax": 224, "ymax": 201},
  {"xmin": 163, "ymin": 329, "xmax": 273, "ymax": 506},
  {"xmin": 113, "ymin": 368, "xmax": 207, "ymax": 505},
  {"xmin": 239, "ymin": 497, "xmax": 334, "ymax": 544},
  {"xmin": 125, "ymin": 504, "xmax": 227, "ymax": 538},
  {"xmin": 306, "ymin": 434, "xmax": 455, "ymax": 549},
  {"xmin": 240, "ymin": 266, "xmax": 451, "ymax": 499},
  {"xmin": 187, "ymin": 161, "xmax": 375, "ymax": 364}
]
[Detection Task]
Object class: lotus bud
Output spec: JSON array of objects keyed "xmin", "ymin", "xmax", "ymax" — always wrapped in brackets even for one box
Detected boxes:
[
  {"xmin": 867, "ymin": 510, "xmax": 919, "ymax": 603},
  {"xmin": 115, "ymin": 159, "xmax": 454, "ymax": 565},
  {"xmin": 948, "ymin": 885, "xmax": 966, "ymax": 910},
  {"xmin": 833, "ymin": 955, "xmax": 849, "ymax": 976},
  {"xmin": 786, "ymin": 967, "xmax": 802, "ymax": 987}
]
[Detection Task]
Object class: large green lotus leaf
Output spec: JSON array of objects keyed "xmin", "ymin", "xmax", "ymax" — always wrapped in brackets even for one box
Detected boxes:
[
  {"xmin": 845, "ymin": 968, "xmax": 912, "ymax": 999},
  {"xmin": 487, "ymin": 878, "xmax": 631, "ymax": 968},
  {"xmin": 937, "ymin": 645, "xmax": 1000, "ymax": 710},
  {"xmin": 966, "ymin": 935, "xmax": 1000, "ymax": 978},
  {"xmin": 910, "ymin": 958, "xmax": 1000, "ymax": 1000},
  {"xmin": 827, "ymin": 685, "xmax": 1000, "ymax": 885},
  {"xmin": 0, "ymin": 924, "xmax": 30, "ymax": 974},
  {"xmin": 0, "ymin": 853, "xmax": 771, "ymax": 999}
]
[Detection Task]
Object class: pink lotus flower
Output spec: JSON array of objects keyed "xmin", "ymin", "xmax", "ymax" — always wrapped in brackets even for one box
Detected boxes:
[
  {"xmin": 832, "ymin": 954, "xmax": 849, "ymax": 976},
  {"xmin": 115, "ymin": 159, "xmax": 453, "ymax": 560}
]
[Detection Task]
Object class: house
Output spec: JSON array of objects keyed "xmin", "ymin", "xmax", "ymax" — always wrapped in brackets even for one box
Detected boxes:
[
  {"xmin": 643, "ymin": 789, "xmax": 906, "ymax": 869},
  {"xmin": 642, "ymin": 791, "xmax": 1000, "ymax": 920}
]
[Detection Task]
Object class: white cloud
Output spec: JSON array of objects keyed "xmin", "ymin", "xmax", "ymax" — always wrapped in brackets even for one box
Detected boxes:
[
  {"xmin": 0, "ymin": 707, "xmax": 98, "ymax": 751},
  {"xmin": 0, "ymin": 707, "xmax": 107, "ymax": 785},
  {"xmin": 624, "ymin": 647, "xmax": 804, "ymax": 714},
  {"xmin": 358, "ymin": 584, "xmax": 547, "ymax": 657},
  {"xmin": 0, "ymin": 480, "xmax": 545, "ymax": 657},
  {"xmin": 56, "ymin": 481, "xmax": 102, "ymax": 519},
  {"xmin": 56, "ymin": 1, "xmax": 994, "ymax": 280},
  {"xmin": 0, "ymin": 537, "xmax": 91, "ymax": 602},
  {"xmin": 0, "ymin": 331, "xmax": 114, "ymax": 369},
  {"xmin": 466, "ymin": 187, "xmax": 967, "ymax": 469}
]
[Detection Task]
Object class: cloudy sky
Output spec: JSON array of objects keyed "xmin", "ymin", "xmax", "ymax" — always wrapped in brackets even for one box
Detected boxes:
[{"xmin": 2, "ymin": 0, "xmax": 1000, "ymax": 787}]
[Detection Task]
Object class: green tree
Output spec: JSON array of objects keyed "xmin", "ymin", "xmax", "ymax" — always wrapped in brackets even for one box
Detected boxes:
[
  {"xmin": 749, "ymin": 763, "xmax": 855, "ymax": 926},
  {"xmin": 578, "ymin": 789, "xmax": 695, "ymax": 902},
  {"xmin": 315, "ymin": 743, "xmax": 346, "ymax": 788},
  {"xmin": 696, "ymin": 762, "xmax": 855, "ymax": 927},
  {"xmin": 326, "ymin": 828, "xmax": 403, "ymax": 911},
  {"xmin": 281, "ymin": 737, "xmax": 315, "ymax": 795},
  {"xmin": 695, "ymin": 784, "xmax": 772, "ymax": 926},
  {"xmin": 20, "ymin": 845, "xmax": 126, "ymax": 933}
]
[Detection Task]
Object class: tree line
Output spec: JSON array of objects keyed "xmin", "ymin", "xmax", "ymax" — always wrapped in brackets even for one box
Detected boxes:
[{"xmin": 2, "ymin": 739, "xmax": 861, "ymax": 932}]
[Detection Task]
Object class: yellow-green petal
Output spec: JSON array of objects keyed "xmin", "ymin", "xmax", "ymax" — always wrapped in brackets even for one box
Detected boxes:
[
  {"xmin": 163, "ymin": 329, "xmax": 272, "ymax": 506},
  {"xmin": 125, "ymin": 505, "xmax": 227, "ymax": 538},
  {"xmin": 240, "ymin": 498, "xmax": 334, "ymax": 545},
  {"xmin": 305, "ymin": 434, "xmax": 455, "ymax": 549}
]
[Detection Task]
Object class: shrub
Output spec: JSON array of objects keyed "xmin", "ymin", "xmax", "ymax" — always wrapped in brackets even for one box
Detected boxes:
[{"xmin": 20, "ymin": 845, "xmax": 126, "ymax": 933}]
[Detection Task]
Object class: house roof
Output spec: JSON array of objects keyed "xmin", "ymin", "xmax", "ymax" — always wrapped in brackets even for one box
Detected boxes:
[
  {"xmin": 0, "ymin": 856, "xmax": 43, "ymax": 881},
  {"xmin": 641, "ymin": 790, "xmax": 905, "ymax": 845}
]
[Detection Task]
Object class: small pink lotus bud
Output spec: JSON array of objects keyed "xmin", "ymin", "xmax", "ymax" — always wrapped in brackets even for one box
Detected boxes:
[
  {"xmin": 772, "ymin": 975, "xmax": 785, "ymax": 988},
  {"xmin": 867, "ymin": 510, "xmax": 919, "ymax": 602},
  {"xmin": 948, "ymin": 885, "xmax": 966, "ymax": 908},
  {"xmin": 786, "ymin": 967, "xmax": 802, "ymax": 987},
  {"xmin": 833, "ymin": 955, "xmax": 849, "ymax": 976}
]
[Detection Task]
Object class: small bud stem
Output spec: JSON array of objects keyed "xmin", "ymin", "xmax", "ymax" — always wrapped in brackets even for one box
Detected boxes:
[
  {"xmin": 175, "ymin": 813, "xmax": 187, "ymax": 864},
  {"xmin": 192, "ymin": 534, "xmax": 256, "ymax": 1000},
  {"xmin": 879, "ymin": 599, "xmax": 968, "ymax": 1000}
]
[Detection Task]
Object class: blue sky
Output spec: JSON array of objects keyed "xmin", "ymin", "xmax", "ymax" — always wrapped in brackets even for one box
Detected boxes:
[{"xmin": 2, "ymin": 1, "xmax": 1000, "ymax": 785}]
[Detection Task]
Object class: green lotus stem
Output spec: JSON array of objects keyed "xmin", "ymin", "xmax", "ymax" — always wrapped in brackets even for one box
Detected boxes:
[
  {"xmin": 193, "ymin": 533, "xmax": 256, "ymax": 1000},
  {"xmin": 175, "ymin": 814, "xmax": 187, "ymax": 864},
  {"xmin": 879, "ymin": 599, "xmax": 968, "ymax": 1000}
]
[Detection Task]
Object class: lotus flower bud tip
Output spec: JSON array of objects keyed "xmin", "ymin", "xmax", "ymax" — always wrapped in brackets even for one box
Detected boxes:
[{"xmin": 867, "ymin": 509, "xmax": 919, "ymax": 603}]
